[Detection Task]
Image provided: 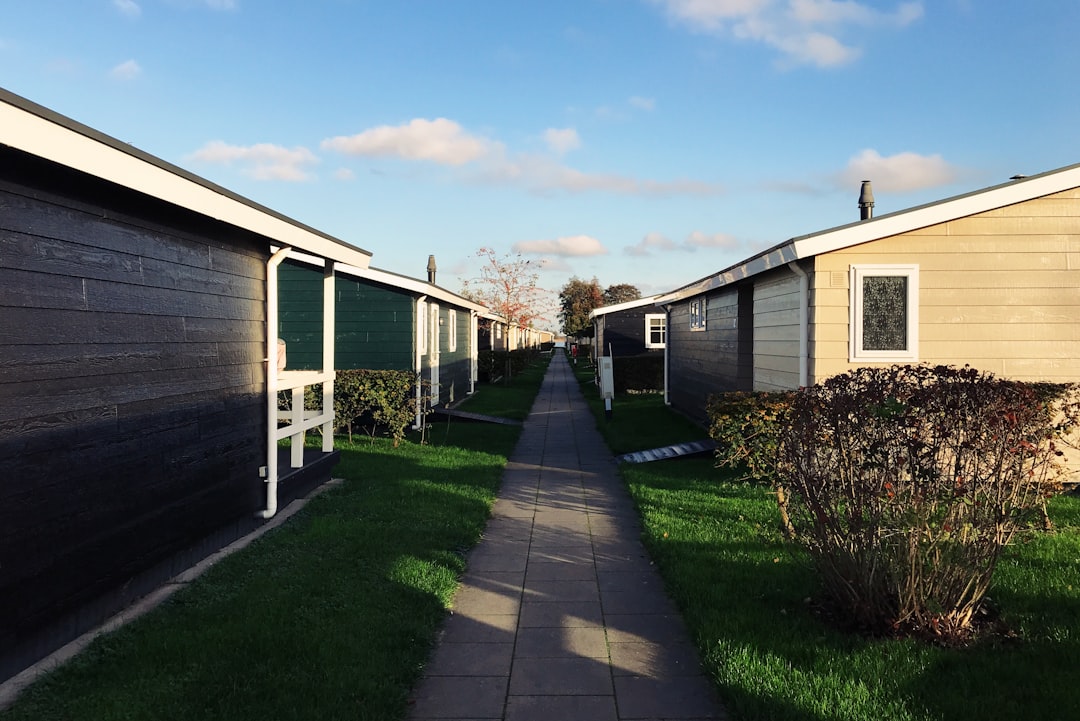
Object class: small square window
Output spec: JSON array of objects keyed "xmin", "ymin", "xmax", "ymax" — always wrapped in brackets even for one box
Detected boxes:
[
  {"xmin": 849, "ymin": 264, "xmax": 919, "ymax": 362},
  {"xmin": 689, "ymin": 298, "xmax": 706, "ymax": 331},
  {"xmin": 645, "ymin": 313, "xmax": 666, "ymax": 348}
]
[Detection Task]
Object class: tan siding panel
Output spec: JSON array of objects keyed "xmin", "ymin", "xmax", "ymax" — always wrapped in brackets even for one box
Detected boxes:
[
  {"xmin": 921, "ymin": 270, "xmax": 1078, "ymax": 289},
  {"xmin": 921, "ymin": 323, "xmax": 1080, "ymax": 342},
  {"xmin": 920, "ymin": 304, "xmax": 1077, "ymax": 324},
  {"xmin": 922, "ymin": 286, "xmax": 1080, "ymax": 306}
]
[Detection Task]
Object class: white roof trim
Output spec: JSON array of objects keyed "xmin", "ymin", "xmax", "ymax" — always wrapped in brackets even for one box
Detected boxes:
[
  {"xmin": 282, "ymin": 249, "xmax": 486, "ymax": 312},
  {"xmin": 658, "ymin": 162, "xmax": 1080, "ymax": 305},
  {"xmin": 589, "ymin": 295, "xmax": 663, "ymax": 319},
  {"xmin": 1, "ymin": 88, "xmax": 372, "ymax": 269}
]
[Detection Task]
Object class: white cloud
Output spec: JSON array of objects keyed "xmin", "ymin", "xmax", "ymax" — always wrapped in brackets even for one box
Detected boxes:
[
  {"xmin": 625, "ymin": 232, "xmax": 678, "ymax": 257},
  {"xmin": 629, "ymin": 96, "xmax": 656, "ymax": 111},
  {"xmin": 837, "ymin": 149, "xmax": 958, "ymax": 192},
  {"xmin": 685, "ymin": 230, "xmax": 740, "ymax": 249},
  {"xmin": 109, "ymin": 59, "xmax": 142, "ymax": 80},
  {"xmin": 512, "ymin": 235, "xmax": 608, "ymax": 257},
  {"xmin": 543, "ymin": 127, "xmax": 581, "ymax": 155},
  {"xmin": 322, "ymin": 118, "xmax": 491, "ymax": 166},
  {"xmin": 481, "ymin": 153, "xmax": 723, "ymax": 197},
  {"xmin": 190, "ymin": 140, "xmax": 319, "ymax": 181},
  {"xmin": 626, "ymin": 230, "xmax": 740, "ymax": 256},
  {"xmin": 537, "ymin": 257, "xmax": 573, "ymax": 272},
  {"xmin": 333, "ymin": 167, "xmax": 356, "ymax": 181},
  {"xmin": 113, "ymin": 0, "xmax": 141, "ymax": 17},
  {"xmin": 323, "ymin": 118, "xmax": 721, "ymax": 197},
  {"xmin": 650, "ymin": 0, "xmax": 923, "ymax": 68}
]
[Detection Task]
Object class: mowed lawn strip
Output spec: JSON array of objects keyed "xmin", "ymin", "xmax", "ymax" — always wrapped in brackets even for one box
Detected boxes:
[
  {"xmin": 4, "ymin": 359, "xmax": 549, "ymax": 721},
  {"xmin": 573, "ymin": 365, "xmax": 1080, "ymax": 721}
]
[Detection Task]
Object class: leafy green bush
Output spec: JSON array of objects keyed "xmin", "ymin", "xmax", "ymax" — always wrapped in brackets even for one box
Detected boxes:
[
  {"xmin": 279, "ymin": 369, "xmax": 422, "ymax": 446},
  {"xmin": 777, "ymin": 365, "xmax": 1078, "ymax": 642},
  {"xmin": 477, "ymin": 349, "xmax": 537, "ymax": 382},
  {"xmin": 707, "ymin": 390, "xmax": 797, "ymax": 535}
]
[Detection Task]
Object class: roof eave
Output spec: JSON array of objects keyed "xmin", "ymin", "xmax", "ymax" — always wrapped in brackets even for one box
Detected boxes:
[{"xmin": 0, "ymin": 87, "xmax": 373, "ymax": 268}]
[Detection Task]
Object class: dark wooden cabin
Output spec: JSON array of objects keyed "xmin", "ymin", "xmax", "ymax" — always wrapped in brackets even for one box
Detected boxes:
[
  {"xmin": 277, "ymin": 257, "xmax": 484, "ymax": 410},
  {"xmin": 590, "ymin": 296, "xmax": 666, "ymax": 361},
  {"xmin": 0, "ymin": 88, "xmax": 372, "ymax": 681}
]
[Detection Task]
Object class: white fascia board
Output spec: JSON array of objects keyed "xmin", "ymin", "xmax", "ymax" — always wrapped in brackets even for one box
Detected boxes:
[
  {"xmin": 793, "ymin": 163, "xmax": 1080, "ymax": 259},
  {"xmin": 588, "ymin": 295, "xmax": 663, "ymax": 319},
  {"xmin": 656, "ymin": 161, "xmax": 1080, "ymax": 304},
  {"xmin": 1, "ymin": 90, "xmax": 372, "ymax": 269},
  {"xmin": 333, "ymin": 262, "xmax": 488, "ymax": 313}
]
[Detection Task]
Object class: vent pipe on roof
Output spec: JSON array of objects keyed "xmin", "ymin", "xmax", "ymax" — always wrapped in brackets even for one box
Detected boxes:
[
  {"xmin": 427, "ymin": 254, "xmax": 437, "ymax": 284},
  {"xmin": 858, "ymin": 180, "xmax": 875, "ymax": 220}
]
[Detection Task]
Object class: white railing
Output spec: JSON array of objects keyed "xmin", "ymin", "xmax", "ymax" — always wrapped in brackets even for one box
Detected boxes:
[{"xmin": 276, "ymin": 369, "xmax": 335, "ymax": 468}]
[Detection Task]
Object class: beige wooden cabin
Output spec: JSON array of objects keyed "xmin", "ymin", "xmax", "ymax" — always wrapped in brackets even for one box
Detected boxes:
[{"xmin": 657, "ymin": 162, "xmax": 1080, "ymax": 482}]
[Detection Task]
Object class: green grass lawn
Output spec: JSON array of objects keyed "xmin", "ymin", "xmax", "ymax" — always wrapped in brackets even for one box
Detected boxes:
[
  {"xmin": 451, "ymin": 352, "xmax": 552, "ymax": 420},
  {"xmin": 2, "ymin": 363, "xmax": 548, "ymax": 721},
  {"xmin": 577, "ymin": 380, "xmax": 1080, "ymax": 721}
]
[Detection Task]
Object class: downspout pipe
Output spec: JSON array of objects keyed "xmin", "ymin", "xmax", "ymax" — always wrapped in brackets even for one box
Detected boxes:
[
  {"xmin": 414, "ymin": 295, "xmax": 427, "ymax": 429},
  {"xmin": 787, "ymin": 261, "xmax": 809, "ymax": 388},
  {"xmin": 259, "ymin": 245, "xmax": 292, "ymax": 519},
  {"xmin": 662, "ymin": 304, "xmax": 672, "ymax": 406}
]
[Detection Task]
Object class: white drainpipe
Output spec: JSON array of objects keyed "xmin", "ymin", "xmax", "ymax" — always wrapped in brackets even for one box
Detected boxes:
[
  {"xmin": 662, "ymin": 304, "xmax": 672, "ymax": 406},
  {"xmin": 414, "ymin": 295, "xmax": 427, "ymax": 429},
  {"xmin": 260, "ymin": 246, "xmax": 292, "ymax": 519},
  {"xmin": 787, "ymin": 261, "xmax": 809, "ymax": 388},
  {"xmin": 469, "ymin": 309, "xmax": 478, "ymax": 395}
]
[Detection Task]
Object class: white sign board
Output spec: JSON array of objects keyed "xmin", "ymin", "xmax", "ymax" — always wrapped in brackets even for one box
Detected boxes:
[{"xmin": 599, "ymin": 356, "xmax": 614, "ymax": 400}]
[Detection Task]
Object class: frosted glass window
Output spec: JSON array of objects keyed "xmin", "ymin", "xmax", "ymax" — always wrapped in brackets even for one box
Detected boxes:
[
  {"xmin": 849, "ymin": 265, "xmax": 919, "ymax": 362},
  {"xmin": 861, "ymin": 276, "xmax": 907, "ymax": 351}
]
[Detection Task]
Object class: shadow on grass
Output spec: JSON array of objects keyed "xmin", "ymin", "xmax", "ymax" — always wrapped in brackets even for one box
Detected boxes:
[
  {"xmin": 4, "ymin": 442, "xmax": 508, "ymax": 721},
  {"xmin": 622, "ymin": 460, "xmax": 1080, "ymax": 721}
]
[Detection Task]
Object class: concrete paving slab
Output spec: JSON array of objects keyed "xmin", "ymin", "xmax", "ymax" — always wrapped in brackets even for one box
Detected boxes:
[{"xmin": 409, "ymin": 354, "xmax": 727, "ymax": 720}]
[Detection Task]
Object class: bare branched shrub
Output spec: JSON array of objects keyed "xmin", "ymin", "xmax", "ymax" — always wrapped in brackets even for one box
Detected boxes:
[{"xmin": 778, "ymin": 365, "xmax": 1077, "ymax": 642}]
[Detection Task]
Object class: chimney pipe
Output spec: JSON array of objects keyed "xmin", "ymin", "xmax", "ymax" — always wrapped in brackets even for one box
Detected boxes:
[
  {"xmin": 858, "ymin": 180, "xmax": 874, "ymax": 220},
  {"xmin": 427, "ymin": 254, "xmax": 437, "ymax": 284}
]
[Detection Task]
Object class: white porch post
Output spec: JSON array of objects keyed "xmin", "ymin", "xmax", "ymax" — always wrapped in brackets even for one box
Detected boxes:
[{"xmin": 322, "ymin": 262, "xmax": 335, "ymax": 451}]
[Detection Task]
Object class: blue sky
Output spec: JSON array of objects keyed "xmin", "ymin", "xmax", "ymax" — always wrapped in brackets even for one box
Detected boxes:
[{"xmin": 4, "ymin": 1, "xmax": 1079, "ymax": 329}]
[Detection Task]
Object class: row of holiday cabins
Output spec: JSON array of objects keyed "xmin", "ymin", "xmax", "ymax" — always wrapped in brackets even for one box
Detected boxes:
[
  {"xmin": 0, "ymin": 87, "xmax": 548, "ymax": 682},
  {"xmin": 588, "ymin": 166, "xmax": 1080, "ymax": 481},
  {"xmin": 4, "ymin": 84, "xmax": 1078, "ymax": 683}
]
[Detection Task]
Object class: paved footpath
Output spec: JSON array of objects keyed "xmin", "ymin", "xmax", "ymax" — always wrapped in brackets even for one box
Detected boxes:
[{"xmin": 408, "ymin": 353, "xmax": 728, "ymax": 721}]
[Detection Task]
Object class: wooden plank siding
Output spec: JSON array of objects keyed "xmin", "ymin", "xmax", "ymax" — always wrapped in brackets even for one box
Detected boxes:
[
  {"xmin": 0, "ymin": 147, "xmax": 268, "ymax": 677},
  {"xmin": 811, "ymin": 188, "xmax": 1080, "ymax": 383},
  {"xmin": 666, "ymin": 287, "xmax": 744, "ymax": 423},
  {"xmin": 438, "ymin": 305, "xmax": 473, "ymax": 406},
  {"xmin": 752, "ymin": 270, "xmax": 802, "ymax": 391},
  {"xmin": 277, "ymin": 260, "xmax": 475, "ymax": 406},
  {"xmin": 277, "ymin": 260, "xmax": 415, "ymax": 371}
]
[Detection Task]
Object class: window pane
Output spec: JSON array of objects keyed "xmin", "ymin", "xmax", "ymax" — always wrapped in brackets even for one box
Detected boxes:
[{"xmin": 862, "ymin": 276, "xmax": 907, "ymax": 351}]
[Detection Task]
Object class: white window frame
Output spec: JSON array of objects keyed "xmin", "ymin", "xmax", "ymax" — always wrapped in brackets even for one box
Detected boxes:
[
  {"xmin": 849, "ymin": 264, "xmax": 919, "ymax": 362},
  {"xmin": 689, "ymin": 298, "xmax": 706, "ymax": 331},
  {"xmin": 418, "ymin": 300, "xmax": 428, "ymax": 355},
  {"xmin": 448, "ymin": 309, "xmax": 457, "ymax": 352},
  {"xmin": 645, "ymin": 313, "xmax": 666, "ymax": 349}
]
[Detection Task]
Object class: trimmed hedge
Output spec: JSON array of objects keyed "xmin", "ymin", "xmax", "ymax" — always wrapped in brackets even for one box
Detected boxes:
[{"xmin": 613, "ymin": 356, "xmax": 664, "ymax": 393}]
